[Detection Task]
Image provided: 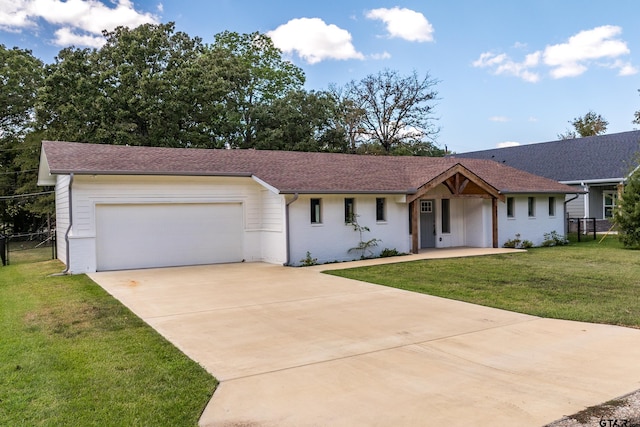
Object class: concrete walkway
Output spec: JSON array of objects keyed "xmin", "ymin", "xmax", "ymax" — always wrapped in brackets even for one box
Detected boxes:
[{"xmin": 88, "ymin": 249, "xmax": 640, "ymax": 427}]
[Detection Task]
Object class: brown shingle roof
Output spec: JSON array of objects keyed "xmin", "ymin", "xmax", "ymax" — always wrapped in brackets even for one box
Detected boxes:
[{"xmin": 40, "ymin": 140, "xmax": 579, "ymax": 195}]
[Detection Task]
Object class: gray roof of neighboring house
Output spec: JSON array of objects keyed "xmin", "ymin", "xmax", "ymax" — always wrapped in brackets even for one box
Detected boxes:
[{"xmin": 450, "ymin": 130, "xmax": 640, "ymax": 183}]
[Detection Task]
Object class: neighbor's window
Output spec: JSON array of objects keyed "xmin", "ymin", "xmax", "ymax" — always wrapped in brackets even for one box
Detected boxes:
[
  {"xmin": 376, "ymin": 197, "xmax": 386, "ymax": 221},
  {"xmin": 344, "ymin": 198, "xmax": 355, "ymax": 223},
  {"xmin": 548, "ymin": 196, "xmax": 556, "ymax": 217},
  {"xmin": 507, "ymin": 197, "xmax": 515, "ymax": 218},
  {"xmin": 528, "ymin": 197, "xmax": 536, "ymax": 217},
  {"xmin": 604, "ymin": 191, "xmax": 618, "ymax": 219},
  {"xmin": 310, "ymin": 198, "xmax": 322, "ymax": 224},
  {"xmin": 441, "ymin": 199, "xmax": 451, "ymax": 233}
]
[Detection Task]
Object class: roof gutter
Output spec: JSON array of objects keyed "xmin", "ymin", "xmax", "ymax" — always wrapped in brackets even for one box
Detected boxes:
[
  {"xmin": 284, "ymin": 193, "xmax": 299, "ymax": 266},
  {"xmin": 560, "ymin": 178, "xmax": 625, "ymax": 185},
  {"xmin": 62, "ymin": 173, "xmax": 74, "ymax": 275},
  {"xmin": 279, "ymin": 189, "xmax": 412, "ymax": 195},
  {"xmin": 49, "ymin": 170, "xmax": 254, "ymax": 178}
]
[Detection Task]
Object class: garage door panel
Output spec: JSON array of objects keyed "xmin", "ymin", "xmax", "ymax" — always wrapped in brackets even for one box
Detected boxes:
[{"xmin": 96, "ymin": 203, "xmax": 243, "ymax": 271}]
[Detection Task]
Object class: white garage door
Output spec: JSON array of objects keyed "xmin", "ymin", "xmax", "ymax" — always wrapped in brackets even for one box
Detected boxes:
[{"xmin": 96, "ymin": 203, "xmax": 243, "ymax": 271}]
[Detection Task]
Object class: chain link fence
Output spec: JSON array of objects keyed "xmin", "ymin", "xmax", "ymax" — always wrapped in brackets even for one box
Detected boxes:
[{"xmin": 1, "ymin": 230, "xmax": 56, "ymax": 266}]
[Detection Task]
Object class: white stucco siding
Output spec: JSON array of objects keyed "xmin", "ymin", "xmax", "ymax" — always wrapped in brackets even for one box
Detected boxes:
[
  {"xmin": 499, "ymin": 194, "xmax": 566, "ymax": 247},
  {"xmin": 288, "ymin": 195, "xmax": 410, "ymax": 265},
  {"xmin": 64, "ymin": 175, "xmax": 286, "ymax": 273}
]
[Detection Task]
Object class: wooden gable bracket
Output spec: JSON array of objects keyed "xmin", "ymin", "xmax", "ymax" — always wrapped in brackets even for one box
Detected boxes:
[{"xmin": 407, "ymin": 163, "xmax": 505, "ymax": 204}]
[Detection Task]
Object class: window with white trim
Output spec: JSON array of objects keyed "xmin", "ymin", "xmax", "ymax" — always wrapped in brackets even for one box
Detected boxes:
[
  {"xmin": 528, "ymin": 197, "xmax": 535, "ymax": 217},
  {"xmin": 310, "ymin": 198, "xmax": 322, "ymax": 224},
  {"xmin": 548, "ymin": 197, "xmax": 556, "ymax": 217},
  {"xmin": 603, "ymin": 191, "xmax": 618, "ymax": 219},
  {"xmin": 507, "ymin": 197, "xmax": 515, "ymax": 218},
  {"xmin": 344, "ymin": 198, "xmax": 355, "ymax": 223},
  {"xmin": 376, "ymin": 198, "xmax": 386, "ymax": 221}
]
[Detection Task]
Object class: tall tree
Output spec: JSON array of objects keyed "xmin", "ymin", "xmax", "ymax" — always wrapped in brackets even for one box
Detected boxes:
[
  {"xmin": 343, "ymin": 69, "xmax": 440, "ymax": 153},
  {"xmin": 205, "ymin": 31, "xmax": 305, "ymax": 148},
  {"xmin": 558, "ymin": 110, "xmax": 608, "ymax": 139},
  {"xmin": 614, "ymin": 164, "xmax": 640, "ymax": 248},
  {"xmin": 37, "ymin": 23, "xmax": 206, "ymax": 147},
  {"xmin": 0, "ymin": 45, "xmax": 43, "ymax": 138},
  {"xmin": 0, "ymin": 45, "xmax": 46, "ymax": 232}
]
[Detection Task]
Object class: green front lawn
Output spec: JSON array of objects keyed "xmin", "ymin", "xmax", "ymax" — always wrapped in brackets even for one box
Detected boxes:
[
  {"xmin": 0, "ymin": 260, "xmax": 217, "ymax": 426},
  {"xmin": 327, "ymin": 236, "xmax": 640, "ymax": 328}
]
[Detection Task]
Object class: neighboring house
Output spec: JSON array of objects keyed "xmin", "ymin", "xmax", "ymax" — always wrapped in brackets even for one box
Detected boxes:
[
  {"xmin": 452, "ymin": 130, "xmax": 640, "ymax": 232},
  {"xmin": 38, "ymin": 141, "xmax": 579, "ymax": 273}
]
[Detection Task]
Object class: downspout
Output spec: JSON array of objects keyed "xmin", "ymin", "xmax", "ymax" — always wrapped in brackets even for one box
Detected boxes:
[
  {"xmin": 62, "ymin": 173, "xmax": 74, "ymax": 274},
  {"xmin": 284, "ymin": 193, "xmax": 299, "ymax": 266}
]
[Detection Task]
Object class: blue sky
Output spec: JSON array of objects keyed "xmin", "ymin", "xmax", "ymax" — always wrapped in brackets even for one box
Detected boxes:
[{"xmin": 1, "ymin": 0, "xmax": 639, "ymax": 152}]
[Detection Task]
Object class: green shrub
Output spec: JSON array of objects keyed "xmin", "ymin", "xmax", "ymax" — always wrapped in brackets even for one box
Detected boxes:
[
  {"xmin": 379, "ymin": 248, "xmax": 405, "ymax": 258},
  {"xmin": 542, "ymin": 231, "xmax": 569, "ymax": 247}
]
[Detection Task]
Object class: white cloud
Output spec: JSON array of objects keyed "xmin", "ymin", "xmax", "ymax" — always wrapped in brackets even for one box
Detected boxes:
[
  {"xmin": 496, "ymin": 141, "xmax": 520, "ymax": 148},
  {"xmin": 53, "ymin": 27, "xmax": 104, "ymax": 48},
  {"xmin": 473, "ymin": 51, "xmax": 540, "ymax": 83},
  {"xmin": 365, "ymin": 7, "xmax": 434, "ymax": 42},
  {"xmin": 489, "ymin": 116, "xmax": 509, "ymax": 122},
  {"xmin": 0, "ymin": 0, "xmax": 158, "ymax": 47},
  {"xmin": 369, "ymin": 51, "xmax": 391, "ymax": 60},
  {"xmin": 474, "ymin": 25, "xmax": 636, "ymax": 81},
  {"xmin": 543, "ymin": 25, "xmax": 629, "ymax": 78},
  {"xmin": 268, "ymin": 17, "xmax": 364, "ymax": 64},
  {"xmin": 528, "ymin": 116, "xmax": 538, "ymax": 122}
]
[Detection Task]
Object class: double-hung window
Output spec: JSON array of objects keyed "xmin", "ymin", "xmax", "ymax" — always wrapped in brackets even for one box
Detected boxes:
[{"xmin": 603, "ymin": 191, "xmax": 618, "ymax": 218}]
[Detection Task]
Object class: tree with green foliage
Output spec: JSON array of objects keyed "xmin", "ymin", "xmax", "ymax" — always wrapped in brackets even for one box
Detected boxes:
[
  {"xmin": 37, "ymin": 23, "xmax": 207, "ymax": 147},
  {"xmin": 253, "ymin": 90, "xmax": 346, "ymax": 152},
  {"xmin": 0, "ymin": 45, "xmax": 49, "ymax": 232},
  {"xmin": 614, "ymin": 166, "xmax": 640, "ymax": 248},
  {"xmin": 205, "ymin": 31, "xmax": 305, "ymax": 148},
  {"xmin": 558, "ymin": 110, "xmax": 608, "ymax": 140},
  {"xmin": 342, "ymin": 69, "xmax": 440, "ymax": 154}
]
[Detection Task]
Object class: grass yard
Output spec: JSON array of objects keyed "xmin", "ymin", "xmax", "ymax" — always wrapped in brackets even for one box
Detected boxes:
[
  {"xmin": 0, "ymin": 260, "xmax": 217, "ymax": 426},
  {"xmin": 327, "ymin": 236, "xmax": 640, "ymax": 328}
]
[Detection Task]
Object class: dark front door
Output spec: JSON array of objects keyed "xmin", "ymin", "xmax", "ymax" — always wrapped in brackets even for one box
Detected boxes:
[{"xmin": 420, "ymin": 199, "xmax": 436, "ymax": 248}]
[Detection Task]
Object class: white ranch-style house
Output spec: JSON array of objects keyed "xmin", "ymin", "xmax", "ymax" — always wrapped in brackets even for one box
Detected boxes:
[{"xmin": 38, "ymin": 141, "xmax": 580, "ymax": 273}]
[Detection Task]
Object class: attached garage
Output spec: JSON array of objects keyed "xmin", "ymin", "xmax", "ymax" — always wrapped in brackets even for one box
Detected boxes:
[{"xmin": 95, "ymin": 203, "xmax": 244, "ymax": 271}]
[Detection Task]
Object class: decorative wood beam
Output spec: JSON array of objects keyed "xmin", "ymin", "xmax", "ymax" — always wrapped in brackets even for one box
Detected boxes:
[
  {"xmin": 411, "ymin": 200, "xmax": 419, "ymax": 253},
  {"xmin": 492, "ymin": 197, "xmax": 499, "ymax": 248},
  {"xmin": 407, "ymin": 163, "xmax": 505, "ymax": 203}
]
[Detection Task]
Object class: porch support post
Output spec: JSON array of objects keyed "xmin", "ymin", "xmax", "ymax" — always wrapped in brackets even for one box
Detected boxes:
[
  {"xmin": 492, "ymin": 197, "xmax": 498, "ymax": 248},
  {"xmin": 411, "ymin": 200, "xmax": 419, "ymax": 253}
]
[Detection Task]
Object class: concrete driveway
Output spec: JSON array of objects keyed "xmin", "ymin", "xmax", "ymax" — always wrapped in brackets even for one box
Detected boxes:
[{"xmin": 88, "ymin": 252, "xmax": 640, "ymax": 427}]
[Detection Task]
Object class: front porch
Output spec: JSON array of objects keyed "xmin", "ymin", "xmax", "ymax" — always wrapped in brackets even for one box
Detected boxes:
[{"xmin": 407, "ymin": 164, "xmax": 505, "ymax": 253}]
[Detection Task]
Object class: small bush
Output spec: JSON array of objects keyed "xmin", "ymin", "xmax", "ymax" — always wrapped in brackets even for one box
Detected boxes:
[
  {"xmin": 542, "ymin": 231, "xmax": 569, "ymax": 247},
  {"xmin": 503, "ymin": 234, "xmax": 534, "ymax": 249},
  {"xmin": 299, "ymin": 251, "xmax": 318, "ymax": 266},
  {"xmin": 520, "ymin": 240, "xmax": 533, "ymax": 249},
  {"xmin": 379, "ymin": 248, "xmax": 405, "ymax": 258}
]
